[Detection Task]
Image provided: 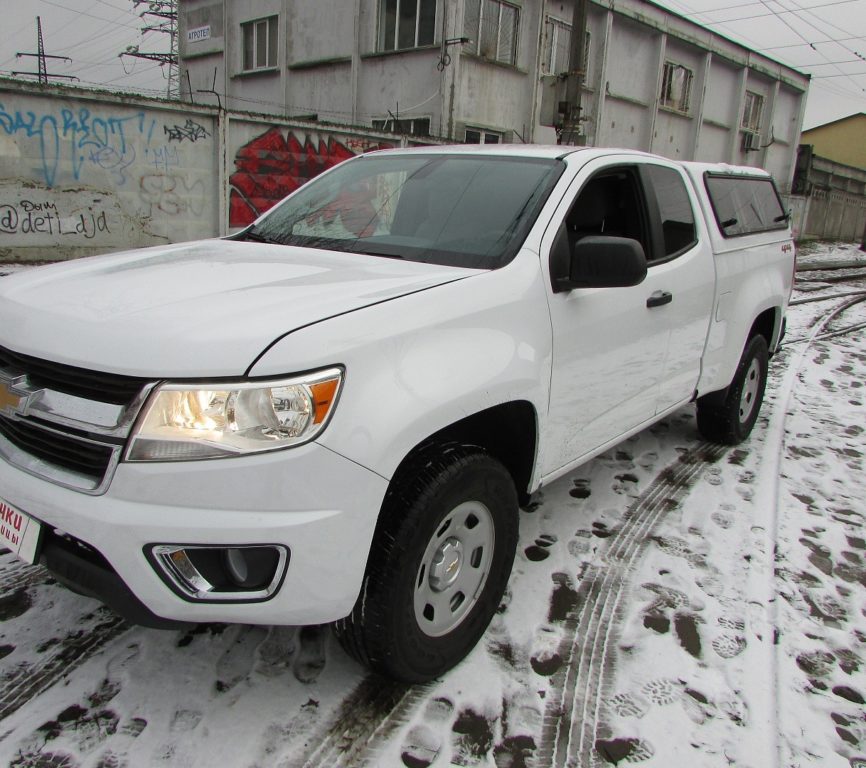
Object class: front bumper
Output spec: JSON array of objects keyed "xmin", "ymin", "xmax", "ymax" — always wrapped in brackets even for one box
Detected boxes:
[{"xmin": 0, "ymin": 442, "xmax": 388, "ymax": 626}]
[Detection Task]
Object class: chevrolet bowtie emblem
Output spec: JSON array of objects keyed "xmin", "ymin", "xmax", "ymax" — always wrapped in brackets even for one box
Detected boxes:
[{"xmin": 0, "ymin": 381, "xmax": 22, "ymax": 414}]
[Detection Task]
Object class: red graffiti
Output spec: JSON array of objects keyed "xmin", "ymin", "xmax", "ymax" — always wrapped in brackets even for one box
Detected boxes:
[{"xmin": 228, "ymin": 128, "xmax": 394, "ymax": 227}]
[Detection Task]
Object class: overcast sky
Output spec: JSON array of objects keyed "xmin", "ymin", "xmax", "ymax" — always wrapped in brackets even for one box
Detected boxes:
[{"xmin": 0, "ymin": 0, "xmax": 864, "ymax": 130}]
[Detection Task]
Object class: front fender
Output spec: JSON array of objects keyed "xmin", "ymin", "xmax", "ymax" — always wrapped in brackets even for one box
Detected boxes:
[{"xmin": 249, "ymin": 251, "xmax": 553, "ymax": 482}]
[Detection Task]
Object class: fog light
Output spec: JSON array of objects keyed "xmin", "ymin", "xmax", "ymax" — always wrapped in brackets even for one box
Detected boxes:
[
  {"xmin": 225, "ymin": 548, "xmax": 249, "ymax": 585},
  {"xmin": 223, "ymin": 547, "xmax": 280, "ymax": 589},
  {"xmin": 150, "ymin": 544, "xmax": 289, "ymax": 602}
]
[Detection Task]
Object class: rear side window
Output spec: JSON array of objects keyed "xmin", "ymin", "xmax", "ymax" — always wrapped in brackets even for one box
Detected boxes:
[
  {"xmin": 704, "ymin": 173, "xmax": 787, "ymax": 237},
  {"xmin": 644, "ymin": 165, "xmax": 697, "ymax": 259}
]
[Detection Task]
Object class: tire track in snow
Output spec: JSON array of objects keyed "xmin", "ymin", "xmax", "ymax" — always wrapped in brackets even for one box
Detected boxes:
[
  {"xmin": 0, "ymin": 612, "xmax": 128, "ymax": 721},
  {"xmin": 538, "ymin": 441, "xmax": 726, "ymax": 768},
  {"xmin": 738, "ymin": 290, "xmax": 866, "ymax": 768},
  {"xmin": 291, "ymin": 675, "xmax": 432, "ymax": 768}
]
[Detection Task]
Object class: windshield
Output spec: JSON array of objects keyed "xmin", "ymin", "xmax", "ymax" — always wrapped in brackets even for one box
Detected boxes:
[{"xmin": 244, "ymin": 153, "xmax": 563, "ymax": 269}]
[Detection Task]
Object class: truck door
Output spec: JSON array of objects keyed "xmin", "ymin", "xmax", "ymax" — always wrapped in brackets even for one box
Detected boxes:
[
  {"xmin": 638, "ymin": 163, "xmax": 715, "ymax": 413},
  {"xmin": 540, "ymin": 160, "xmax": 671, "ymax": 477}
]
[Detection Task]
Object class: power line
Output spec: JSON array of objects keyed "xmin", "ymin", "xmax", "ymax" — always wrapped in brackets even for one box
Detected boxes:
[
  {"xmin": 761, "ymin": 0, "xmax": 866, "ymax": 91},
  {"xmin": 813, "ymin": 70, "xmax": 866, "ymax": 77},
  {"xmin": 688, "ymin": 0, "xmax": 861, "ymax": 21},
  {"xmin": 760, "ymin": 34, "xmax": 866, "ymax": 50}
]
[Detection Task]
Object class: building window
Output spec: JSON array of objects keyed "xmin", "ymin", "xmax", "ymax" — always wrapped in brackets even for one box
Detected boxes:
[
  {"xmin": 465, "ymin": 127, "xmax": 502, "ymax": 143},
  {"xmin": 465, "ymin": 0, "xmax": 519, "ymax": 66},
  {"xmin": 372, "ymin": 117, "xmax": 431, "ymax": 136},
  {"xmin": 379, "ymin": 0, "xmax": 436, "ymax": 51},
  {"xmin": 660, "ymin": 62, "xmax": 693, "ymax": 113},
  {"xmin": 242, "ymin": 16, "xmax": 278, "ymax": 71},
  {"xmin": 541, "ymin": 17, "xmax": 589, "ymax": 77},
  {"xmin": 742, "ymin": 91, "xmax": 764, "ymax": 131}
]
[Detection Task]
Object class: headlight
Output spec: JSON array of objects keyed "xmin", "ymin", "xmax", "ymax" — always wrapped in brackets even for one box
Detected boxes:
[{"xmin": 126, "ymin": 368, "xmax": 343, "ymax": 461}]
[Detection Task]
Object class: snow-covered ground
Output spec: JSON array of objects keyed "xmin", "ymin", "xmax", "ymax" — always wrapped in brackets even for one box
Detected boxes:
[{"xmin": 0, "ymin": 242, "xmax": 864, "ymax": 768}]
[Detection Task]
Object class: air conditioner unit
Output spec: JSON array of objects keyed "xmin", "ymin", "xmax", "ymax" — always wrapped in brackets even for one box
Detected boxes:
[{"xmin": 741, "ymin": 130, "xmax": 760, "ymax": 151}]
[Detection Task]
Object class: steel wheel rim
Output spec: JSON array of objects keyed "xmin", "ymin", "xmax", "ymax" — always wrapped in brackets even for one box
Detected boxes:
[
  {"xmin": 413, "ymin": 500, "xmax": 495, "ymax": 638},
  {"xmin": 739, "ymin": 357, "xmax": 761, "ymax": 423}
]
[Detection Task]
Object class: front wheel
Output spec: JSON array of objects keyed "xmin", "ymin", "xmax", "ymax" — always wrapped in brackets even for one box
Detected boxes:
[
  {"xmin": 696, "ymin": 334, "xmax": 769, "ymax": 445},
  {"xmin": 333, "ymin": 445, "xmax": 518, "ymax": 683}
]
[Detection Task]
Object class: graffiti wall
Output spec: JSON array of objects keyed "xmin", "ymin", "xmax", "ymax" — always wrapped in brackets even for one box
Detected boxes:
[
  {"xmin": 227, "ymin": 123, "xmax": 395, "ymax": 227},
  {"xmin": 0, "ymin": 82, "xmax": 431, "ymax": 262},
  {"xmin": 0, "ymin": 87, "xmax": 217, "ymax": 261}
]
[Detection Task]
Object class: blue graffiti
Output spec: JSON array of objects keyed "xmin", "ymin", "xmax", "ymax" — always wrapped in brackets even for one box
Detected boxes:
[{"xmin": 0, "ymin": 104, "xmax": 157, "ymax": 187}]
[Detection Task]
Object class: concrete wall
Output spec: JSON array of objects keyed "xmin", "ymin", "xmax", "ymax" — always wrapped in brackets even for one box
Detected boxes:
[
  {"xmin": 788, "ymin": 148, "xmax": 866, "ymax": 241},
  {"xmin": 0, "ymin": 82, "xmax": 415, "ymax": 262},
  {"xmin": 0, "ymin": 87, "xmax": 218, "ymax": 262}
]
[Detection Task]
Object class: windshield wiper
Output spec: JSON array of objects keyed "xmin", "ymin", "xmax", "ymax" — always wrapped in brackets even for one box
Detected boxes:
[
  {"xmin": 242, "ymin": 228, "xmax": 281, "ymax": 244},
  {"xmin": 348, "ymin": 241, "xmax": 406, "ymax": 259}
]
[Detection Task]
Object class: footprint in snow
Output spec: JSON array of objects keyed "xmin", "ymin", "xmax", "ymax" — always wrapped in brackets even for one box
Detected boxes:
[
  {"xmin": 609, "ymin": 692, "xmax": 649, "ymax": 719},
  {"xmin": 492, "ymin": 734, "xmax": 537, "ymax": 768},
  {"xmin": 641, "ymin": 678, "xmax": 681, "ymax": 706},
  {"xmin": 214, "ymin": 625, "xmax": 269, "ymax": 693},
  {"xmin": 612, "ymin": 473, "xmax": 639, "ymax": 495},
  {"xmin": 567, "ymin": 530, "xmax": 592, "ymax": 558},
  {"xmin": 712, "ymin": 633, "xmax": 747, "ymax": 659},
  {"xmin": 547, "ymin": 572, "xmax": 578, "ymax": 623},
  {"xmin": 595, "ymin": 737, "xmax": 654, "ymax": 765},
  {"xmin": 704, "ymin": 466, "xmax": 723, "ymax": 486},
  {"xmin": 170, "ymin": 709, "xmax": 202, "ymax": 733},
  {"xmin": 255, "ymin": 699, "xmax": 320, "ymax": 765},
  {"xmin": 400, "ymin": 697, "xmax": 454, "ymax": 768},
  {"xmin": 12, "ymin": 677, "xmax": 134, "ymax": 765},
  {"xmin": 450, "ymin": 707, "xmax": 495, "ymax": 766},
  {"xmin": 569, "ymin": 478, "xmax": 591, "ymax": 499},
  {"xmin": 293, "ymin": 624, "xmax": 327, "ymax": 684},
  {"xmin": 711, "ymin": 509, "xmax": 734, "ymax": 529},
  {"xmin": 255, "ymin": 625, "xmax": 296, "ymax": 677},
  {"xmin": 0, "ymin": 587, "xmax": 33, "ymax": 621},
  {"xmin": 530, "ymin": 625, "xmax": 564, "ymax": 677},
  {"xmin": 524, "ymin": 534, "xmax": 557, "ymax": 562},
  {"xmin": 637, "ymin": 451, "xmax": 658, "ymax": 470}
]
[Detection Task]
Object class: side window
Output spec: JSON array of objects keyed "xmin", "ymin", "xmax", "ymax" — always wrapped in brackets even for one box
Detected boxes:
[
  {"xmin": 643, "ymin": 165, "xmax": 697, "ymax": 259},
  {"xmin": 704, "ymin": 174, "xmax": 787, "ymax": 237},
  {"xmin": 551, "ymin": 167, "xmax": 648, "ymax": 282}
]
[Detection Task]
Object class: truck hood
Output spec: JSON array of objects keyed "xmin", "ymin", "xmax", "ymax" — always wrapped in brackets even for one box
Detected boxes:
[{"xmin": 0, "ymin": 239, "xmax": 479, "ymax": 377}]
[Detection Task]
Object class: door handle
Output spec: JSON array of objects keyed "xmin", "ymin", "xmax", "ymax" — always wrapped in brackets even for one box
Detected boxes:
[{"xmin": 647, "ymin": 290, "xmax": 673, "ymax": 308}]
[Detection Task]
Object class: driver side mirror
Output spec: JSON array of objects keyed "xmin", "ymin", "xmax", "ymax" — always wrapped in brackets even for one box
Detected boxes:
[{"xmin": 552, "ymin": 234, "xmax": 648, "ymax": 293}]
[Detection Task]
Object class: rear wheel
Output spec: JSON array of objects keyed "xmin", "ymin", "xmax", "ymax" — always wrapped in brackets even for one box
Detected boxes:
[
  {"xmin": 696, "ymin": 334, "xmax": 769, "ymax": 445},
  {"xmin": 333, "ymin": 444, "xmax": 518, "ymax": 683}
]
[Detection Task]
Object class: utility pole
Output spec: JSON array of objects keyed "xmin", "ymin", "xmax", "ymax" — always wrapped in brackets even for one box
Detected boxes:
[
  {"xmin": 120, "ymin": 0, "xmax": 179, "ymax": 99},
  {"xmin": 559, "ymin": 0, "xmax": 588, "ymax": 145},
  {"xmin": 12, "ymin": 17, "xmax": 78, "ymax": 85}
]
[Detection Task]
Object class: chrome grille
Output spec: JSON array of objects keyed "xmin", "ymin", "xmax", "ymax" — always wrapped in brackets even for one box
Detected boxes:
[
  {"xmin": 0, "ymin": 351, "xmax": 155, "ymax": 494},
  {"xmin": 0, "ymin": 345, "xmax": 148, "ymax": 405},
  {"xmin": 0, "ymin": 417, "xmax": 116, "ymax": 481}
]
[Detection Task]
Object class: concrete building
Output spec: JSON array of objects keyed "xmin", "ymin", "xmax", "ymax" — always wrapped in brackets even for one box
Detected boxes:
[
  {"xmin": 178, "ymin": 0, "xmax": 809, "ymax": 189},
  {"xmin": 790, "ymin": 115, "xmax": 866, "ymax": 242},
  {"xmin": 800, "ymin": 113, "xmax": 866, "ymax": 171}
]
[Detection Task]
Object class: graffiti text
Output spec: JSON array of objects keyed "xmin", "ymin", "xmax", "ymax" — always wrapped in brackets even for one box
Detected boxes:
[{"xmin": 0, "ymin": 200, "xmax": 110, "ymax": 239}]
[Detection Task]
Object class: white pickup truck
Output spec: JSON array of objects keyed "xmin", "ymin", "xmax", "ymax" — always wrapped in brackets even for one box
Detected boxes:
[{"xmin": 0, "ymin": 146, "xmax": 794, "ymax": 682}]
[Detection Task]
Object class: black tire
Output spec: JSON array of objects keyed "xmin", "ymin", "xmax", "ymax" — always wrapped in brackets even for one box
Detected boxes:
[
  {"xmin": 332, "ymin": 444, "xmax": 519, "ymax": 683},
  {"xmin": 696, "ymin": 334, "xmax": 769, "ymax": 445}
]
